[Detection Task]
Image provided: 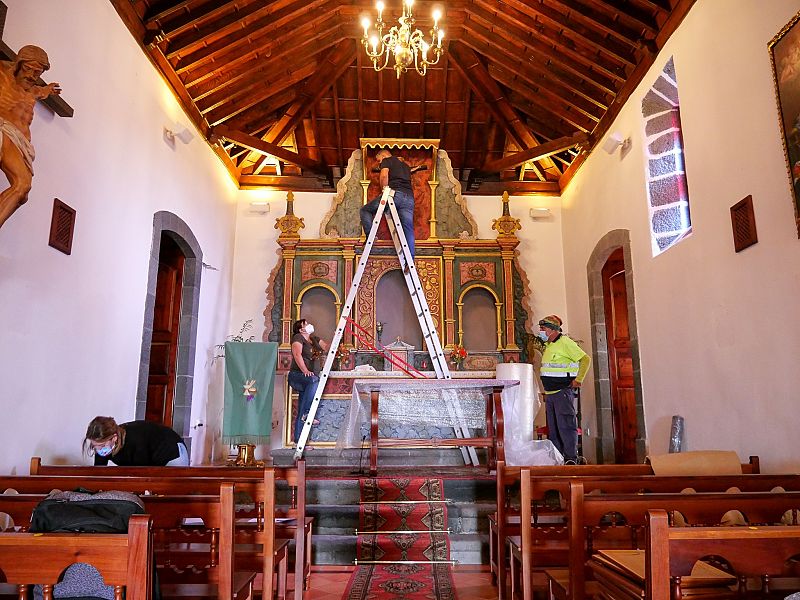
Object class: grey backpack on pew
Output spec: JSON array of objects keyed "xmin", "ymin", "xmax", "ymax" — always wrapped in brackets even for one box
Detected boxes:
[{"xmin": 30, "ymin": 489, "xmax": 144, "ymax": 533}]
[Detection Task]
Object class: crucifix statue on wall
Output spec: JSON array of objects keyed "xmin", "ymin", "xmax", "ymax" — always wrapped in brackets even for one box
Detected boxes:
[{"xmin": 0, "ymin": 1, "xmax": 73, "ymax": 231}]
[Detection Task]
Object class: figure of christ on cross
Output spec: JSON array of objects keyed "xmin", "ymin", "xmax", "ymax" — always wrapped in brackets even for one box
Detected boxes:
[{"xmin": 0, "ymin": 44, "xmax": 61, "ymax": 230}]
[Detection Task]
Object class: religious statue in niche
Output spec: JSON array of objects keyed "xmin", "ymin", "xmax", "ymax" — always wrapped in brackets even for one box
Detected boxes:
[{"xmin": 0, "ymin": 45, "xmax": 61, "ymax": 230}]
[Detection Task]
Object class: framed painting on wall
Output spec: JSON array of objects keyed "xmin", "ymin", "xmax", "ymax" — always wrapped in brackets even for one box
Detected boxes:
[{"xmin": 769, "ymin": 9, "xmax": 800, "ymax": 237}]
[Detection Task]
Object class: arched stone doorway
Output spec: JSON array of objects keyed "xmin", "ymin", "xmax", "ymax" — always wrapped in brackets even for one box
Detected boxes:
[
  {"xmin": 136, "ymin": 211, "xmax": 203, "ymax": 446},
  {"xmin": 586, "ymin": 230, "xmax": 646, "ymax": 463}
]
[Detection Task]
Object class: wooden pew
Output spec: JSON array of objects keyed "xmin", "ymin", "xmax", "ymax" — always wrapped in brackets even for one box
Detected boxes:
[
  {"xmin": 0, "ymin": 514, "xmax": 152, "ymax": 600},
  {"xmin": 492, "ymin": 457, "xmax": 768, "ymax": 598},
  {"xmin": 519, "ymin": 477, "xmax": 800, "ymax": 600},
  {"xmin": 645, "ymin": 509, "xmax": 800, "ymax": 600},
  {"xmin": 29, "ymin": 458, "xmax": 309, "ymax": 599},
  {"xmin": 0, "ymin": 484, "xmax": 260, "ymax": 600}
]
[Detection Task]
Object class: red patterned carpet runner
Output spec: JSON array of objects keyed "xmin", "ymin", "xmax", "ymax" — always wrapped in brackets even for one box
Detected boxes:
[{"xmin": 342, "ymin": 478, "xmax": 457, "ymax": 600}]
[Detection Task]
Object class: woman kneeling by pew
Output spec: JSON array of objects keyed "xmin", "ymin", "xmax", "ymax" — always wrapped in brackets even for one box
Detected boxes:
[{"xmin": 84, "ymin": 416, "xmax": 189, "ymax": 466}]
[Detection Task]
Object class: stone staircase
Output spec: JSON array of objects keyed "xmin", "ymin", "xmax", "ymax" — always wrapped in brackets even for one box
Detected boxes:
[{"xmin": 273, "ymin": 449, "xmax": 497, "ymax": 565}]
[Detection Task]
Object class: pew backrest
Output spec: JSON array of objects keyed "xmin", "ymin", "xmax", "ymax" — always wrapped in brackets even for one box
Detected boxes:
[
  {"xmin": 645, "ymin": 509, "xmax": 800, "ymax": 600},
  {"xmin": 0, "ymin": 513, "xmax": 152, "ymax": 600}
]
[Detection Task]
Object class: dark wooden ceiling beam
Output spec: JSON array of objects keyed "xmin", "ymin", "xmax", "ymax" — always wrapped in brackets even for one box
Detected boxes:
[
  {"xmin": 212, "ymin": 125, "xmax": 329, "ymax": 176},
  {"xmin": 249, "ymin": 39, "xmax": 356, "ymax": 170},
  {"xmin": 143, "ymin": 0, "xmax": 198, "ymax": 26},
  {"xmin": 356, "ymin": 53, "xmax": 365, "ymax": 138},
  {"xmin": 238, "ymin": 174, "xmax": 333, "ymax": 191},
  {"xmin": 188, "ymin": 23, "xmax": 344, "ymax": 101},
  {"xmin": 110, "ymin": 0, "xmax": 147, "ymax": 39},
  {"xmin": 467, "ymin": 1, "xmax": 628, "ymax": 83},
  {"xmin": 465, "ymin": 180, "xmax": 561, "ymax": 196},
  {"xmin": 634, "ymin": 0, "xmax": 671, "ymax": 13},
  {"xmin": 332, "ymin": 81, "xmax": 344, "ymax": 171},
  {"xmin": 559, "ymin": 0, "xmax": 697, "ymax": 191},
  {"xmin": 204, "ymin": 62, "xmax": 316, "ymax": 127},
  {"xmin": 438, "ymin": 52, "xmax": 449, "ymax": 142},
  {"xmin": 461, "ymin": 18, "xmax": 618, "ymax": 96},
  {"xmin": 456, "ymin": 28, "xmax": 611, "ymax": 110},
  {"xmin": 180, "ymin": 9, "xmax": 341, "ymax": 88},
  {"xmin": 147, "ymin": 0, "xmax": 239, "ymax": 43},
  {"xmin": 487, "ymin": 63, "xmax": 600, "ymax": 130},
  {"xmin": 483, "ymin": 132, "xmax": 589, "ymax": 172},
  {"xmin": 172, "ymin": 0, "xmax": 333, "ymax": 71},
  {"xmin": 459, "ymin": 86, "xmax": 471, "ymax": 179},
  {"xmin": 448, "ymin": 42, "xmax": 547, "ymax": 181},
  {"xmin": 498, "ymin": 0, "xmax": 638, "ymax": 64},
  {"xmin": 582, "ymin": 0, "xmax": 659, "ymax": 35},
  {"xmin": 226, "ymin": 90, "xmax": 295, "ymax": 137},
  {"xmin": 165, "ymin": 0, "xmax": 278, "ymax": 59},
  {"xmin": 546, "ymin": 0, "xmax": 647, "ymax": 46}
]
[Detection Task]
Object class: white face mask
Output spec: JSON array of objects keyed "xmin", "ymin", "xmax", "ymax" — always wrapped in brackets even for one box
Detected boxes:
[
  {"xmin": 304, "ymin": 324, "xmax": 315, "ymax": 335},
  {"xmin": 537, "ymin": 330, "xmax": 549, "ymax": 342}
]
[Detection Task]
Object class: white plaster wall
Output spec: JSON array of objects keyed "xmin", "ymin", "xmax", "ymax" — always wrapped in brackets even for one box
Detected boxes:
[
  {"xmin": 0, "ymin": 1, "xmax": 238, "ymax": 474},
  {"xmin": 561, "ymin": 0, "xmax": 800, "ymax": 473}
]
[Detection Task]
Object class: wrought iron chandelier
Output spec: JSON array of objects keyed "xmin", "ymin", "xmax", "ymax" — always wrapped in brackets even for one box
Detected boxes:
[{"xmin": 361, "ymin": 0, "xmax": 445, "ymax": 78}]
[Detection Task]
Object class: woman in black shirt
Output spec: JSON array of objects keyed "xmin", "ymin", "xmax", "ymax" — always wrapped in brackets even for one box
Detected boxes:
[
  {"xmin": 84, "ymin": 416, "xmax": 189, "ymax": 466},
  {"xmin": 288, "ymin": 318, "xmax": 329, "ymax": 443}
]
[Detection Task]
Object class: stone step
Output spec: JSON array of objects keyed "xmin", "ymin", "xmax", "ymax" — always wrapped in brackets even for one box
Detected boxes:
[
  {"xmin": 307, "ymin": 502, "xmax": 496, "ymax": 535},
  {"xmin": 312, "ymin": 533, "xmax": 487, "ymax": 565},
  {"xmin": 280, "ymin": 477, "xmax": 496, "ymax": 505}
]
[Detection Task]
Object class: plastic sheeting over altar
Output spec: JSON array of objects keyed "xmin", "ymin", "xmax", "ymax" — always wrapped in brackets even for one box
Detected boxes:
[{"xmin": 335, "ymin": 371, "xmax": 562, "ymax": 466}]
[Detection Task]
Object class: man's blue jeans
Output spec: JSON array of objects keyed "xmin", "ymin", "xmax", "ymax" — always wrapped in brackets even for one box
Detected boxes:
[
  {"xmin": 360, "ymin": 189, "xmax": 415, "ymax": 258},
  {"xmin": 288, "ymin": 371, "xmax": 320, "ymax": 443}
]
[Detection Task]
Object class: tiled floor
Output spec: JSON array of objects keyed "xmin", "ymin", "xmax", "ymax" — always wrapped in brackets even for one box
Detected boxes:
[{"xmin": 302, "ymin": 565, "xmax": 495, "ymax": 599}]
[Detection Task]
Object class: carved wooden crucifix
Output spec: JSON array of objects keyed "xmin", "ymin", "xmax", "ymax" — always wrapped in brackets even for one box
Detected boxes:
[{"xmin": 0, "ymin": 1, "xmax": 73, "ymax": 117}]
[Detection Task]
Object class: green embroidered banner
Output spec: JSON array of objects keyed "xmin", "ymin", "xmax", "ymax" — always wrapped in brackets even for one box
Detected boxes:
[{"xmin": 223, "ymin": 341, "xmax": 277, "ymax": 445}]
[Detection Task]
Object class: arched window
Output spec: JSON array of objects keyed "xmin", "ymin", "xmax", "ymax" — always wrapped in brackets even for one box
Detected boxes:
[{"xmin": 641, "ymin": 57, "xmax": 692, "ymax": 256}]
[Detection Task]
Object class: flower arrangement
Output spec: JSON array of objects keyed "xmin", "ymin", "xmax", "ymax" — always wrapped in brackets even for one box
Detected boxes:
[
  {"xmin": 333, "ymin": 345, "xmax": 350, "ymax": 369},
  {"xmin": 449, "ymin": 344, "xmax": 468, "ymax": 367}
]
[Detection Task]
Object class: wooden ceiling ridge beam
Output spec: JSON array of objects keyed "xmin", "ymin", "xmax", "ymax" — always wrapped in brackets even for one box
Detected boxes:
[
  {"xmin": 248, "ymin": 38, "xmax": 356, "ymax": 170},
  {"xmin": 559, "ymin": 0, "xmax": 697, "ymax": 191},
  {"xmin": 172, "ymin": 0, "xmax": 334, "ymax": 70},
  {"xmin": 482, "ymin": 132, "xmax": 589, "ymax": 173},
  {"xmin": 447, "ymin": 42, "xmax": 547, "ymax": 181},
  {"xmin": 460, "ymin": 18, "xmax": 618, "ymax": 96},
  {"xmin": 212, "ymin": 125, "xmax": 329, "ymax": 177},
  {"xmin": 459, "ymin": 34, "xmax": 610, "ymax": 111},
  {"xmin": 495, "ymin": 0, "xmax": 637, "ymax": 65},
  {"xmin": 467, "ymin": 1, "xmax": 629, "ymax": 81}
]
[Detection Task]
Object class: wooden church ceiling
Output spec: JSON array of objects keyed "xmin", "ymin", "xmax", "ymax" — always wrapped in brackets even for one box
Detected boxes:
[{"xmin": 111, "ymin": 0, "xmax": 695, "ymax": 195}]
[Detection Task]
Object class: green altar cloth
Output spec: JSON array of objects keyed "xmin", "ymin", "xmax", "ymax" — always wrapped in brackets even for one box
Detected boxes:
[{"xmin": 223, "ymin": 341, "xmax": 277, "ymax": 445}]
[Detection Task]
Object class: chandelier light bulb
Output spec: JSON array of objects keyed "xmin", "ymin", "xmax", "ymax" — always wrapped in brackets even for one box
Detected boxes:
[
  {"xmin": 376, "ymin": 1, "xmax": 384, "ymax": 19},
  {"xmin": 370, "ymin": 36, "xmax": 379, "ymax": 52},
  {"xmin": 438, "ymin": 29, "xmax": 444, "ymax": 44},
  {"xmin": 361, "ymin": 17, "xmax": 371, "ymax": 36},
  {"xmin": 433, "ymin": 8, "xmax": 442, "ymax": 24}
]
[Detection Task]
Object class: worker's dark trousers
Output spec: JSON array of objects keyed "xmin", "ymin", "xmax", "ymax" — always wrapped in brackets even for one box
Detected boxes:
[{"xmin": 545, "ymin": 387, "xmax": 578, "ymax": 462}]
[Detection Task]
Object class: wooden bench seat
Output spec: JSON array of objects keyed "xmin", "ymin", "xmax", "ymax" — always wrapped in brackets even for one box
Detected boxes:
[
  {"xmin": 0, "ymin": 514, "xmax": 152, "ymax": 600},
  {"xmin": 517, "ymin": 474, "xmax": 800, "ymax": 600},
  {"xmin": 492, "ymin": 456, "xmax": 783, "ymax": 598},
  {"xmin": 28, "ymin": 458, "xmax": 308, "ymax": 599},
  {"xmin": 0, "ymin": 483, "xmax": 262, "ymax": 600}
]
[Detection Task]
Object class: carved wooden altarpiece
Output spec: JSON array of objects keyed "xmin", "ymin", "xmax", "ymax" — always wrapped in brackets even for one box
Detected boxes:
[{"xmin": 264, "ymin": 140, "xmax": 536, "ymax": 445}]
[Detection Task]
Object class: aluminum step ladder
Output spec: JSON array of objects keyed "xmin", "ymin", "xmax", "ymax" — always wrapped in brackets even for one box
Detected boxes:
[{"xmin": 293, "ymin": 186, "xmax": 479, "ymax": 464}]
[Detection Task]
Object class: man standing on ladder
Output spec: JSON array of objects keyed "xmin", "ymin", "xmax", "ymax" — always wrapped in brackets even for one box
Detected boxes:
[{"xmin": 360, "ymin": 148, "xmax": 416, "ymax": 259}]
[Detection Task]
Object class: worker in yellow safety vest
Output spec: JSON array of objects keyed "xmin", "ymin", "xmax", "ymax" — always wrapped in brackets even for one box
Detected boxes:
[{"xmin": 537, "ymin": 315, "xmax": 591, "ymax": 464}]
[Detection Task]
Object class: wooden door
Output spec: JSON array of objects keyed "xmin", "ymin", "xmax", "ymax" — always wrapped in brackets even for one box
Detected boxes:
[
  {"xmin": 601, "ymin": 248, "xmax": 638, "ymax": 463},
  {"xmin": 145, "ymin": 234, "xmax": 185, "ymax": 426}
]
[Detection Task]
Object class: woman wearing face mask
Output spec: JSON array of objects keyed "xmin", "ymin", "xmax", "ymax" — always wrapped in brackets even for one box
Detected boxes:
[
  {"xmin": 84, "ymin": 416, "xmax": 190, "ymax": 466},
  {"xmin": 289, "ymin": 318, "xmax": 329, "ymax": 444}
]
